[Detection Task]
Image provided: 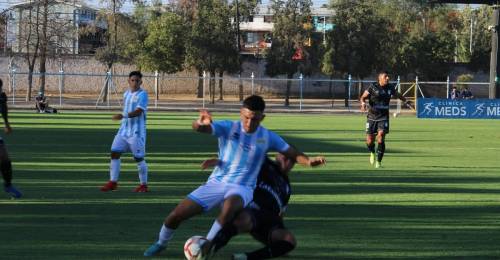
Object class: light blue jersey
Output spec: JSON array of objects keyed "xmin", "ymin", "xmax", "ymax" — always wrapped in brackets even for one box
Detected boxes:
[
  {"xmin": 117, "ymin": 88, "xmax": 148, "ymax": 139},
  {"xmin": 208, "ymin": 120, "xmax": 290, "ymax": 188}
]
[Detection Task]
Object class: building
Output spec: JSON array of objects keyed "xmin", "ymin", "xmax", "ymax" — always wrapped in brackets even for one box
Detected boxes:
[
  {"xmin": 1, "ymin": 0, "xmax": 105, "ymax": 55},
  {"xmin": 238, "ymin": 5, "xmax": 335, "ymax": 55}
]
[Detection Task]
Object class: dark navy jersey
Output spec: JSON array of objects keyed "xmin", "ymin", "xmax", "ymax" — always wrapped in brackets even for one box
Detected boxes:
[
  {"xmin": 0, "ymin": 92, "xmax": 7, "ymax": 105},
  {"xmin": 366, "ymin": 83, "xmax": 397, "ymax": 121},
  {"xmin": 0, "ymin": 92, "xmax": 7, "ymax": 115},
  {"xmin": 251, "ymin": 157, "xmax": 291, "ymax": 215}
]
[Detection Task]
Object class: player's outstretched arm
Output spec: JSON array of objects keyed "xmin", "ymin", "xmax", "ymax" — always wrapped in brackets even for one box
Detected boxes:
[
  {"xmin": 283, "ymin": 146, "xmax": 326, "ymax": 167},
  {"xmin": 112, "ymin": 108, "xmax": 144, "ymax": 120},
  {"xmin": 192, "ymin": 109, "xmax": 213, "ymax": 134}
]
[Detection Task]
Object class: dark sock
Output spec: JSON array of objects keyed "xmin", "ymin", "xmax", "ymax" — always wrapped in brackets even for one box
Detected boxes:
[
  {"xmin": 246, "ymin": 240, "xmax": 295, "ymax": 260},
  {"xmin": 377, "ymin": 142, "xmax": 385, "ymax": 162},
  {"xmin": 211, "ymin": 223, "xmax": 238, "ymax": 253},
  {"xmin": 1, "ymin": 160, "xmax": 12, "ymax": 187},
  {"xmin": 367, "ymin": 143, "xmax": 375, "ymax": 153}
]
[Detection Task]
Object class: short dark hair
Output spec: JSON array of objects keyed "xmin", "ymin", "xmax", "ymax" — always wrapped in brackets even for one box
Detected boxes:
[
  {"xmin": 129, "ymin": 71, "xmax": 143, "ymax": 78},
  {"xmin": 243, "ymin": 95, "xmax": 266, "ymax": 112},
  {"xmin": 0, "ymin": 78, "xmax": 3, "ymax": 88},
  {"xmin": 378, "ymin": 70, "xmax": 390, "ymax": 76}
]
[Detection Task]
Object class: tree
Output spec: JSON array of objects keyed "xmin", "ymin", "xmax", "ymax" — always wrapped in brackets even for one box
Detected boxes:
[
  {"xmin": 138, "ymin": 11, "xmax": 187, "ymax": 74},
  {"xmin": 184, "ymin": 0, "xmax": 239, "ymax": 104},
  {"xmin": 14, "ymin": 0, "xmax": 76, "ymax": 100},
  {"xmin": 17, "ymin": 0, "xmax": 41, "ymax": 101},
  {"xmin": 265, "ymin": 0, "xmax": 313, "ymax": 106},
  {"xmin": 461, "ymin": 6, "xmax": 492, "ymax": 72},
  {"xmin": 93, "ymin": 0, "xmax": 144, "ymax": 101},
  {"xmin": 323, "ymin": 0, "xmax": 388, "ymax": 82}
]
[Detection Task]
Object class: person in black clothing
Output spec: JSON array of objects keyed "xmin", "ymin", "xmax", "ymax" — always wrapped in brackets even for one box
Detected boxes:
[
  {"xmin": 461, "ymin": 87, "xmax": 474, "ymax": 99},
  {"xmin": 0, "ymin": 79, "xmax": 22, "ymax": 198},
  {"xmin": 35, "ymin": 92, "xmax": 48, "ymax": 113},
  {"xmin": 201, "ymin": 153, "xmax": 296, "ymax": 260},
  {"xmin": 359, "ymin": 71, "xmax": 413, "ymax": 168}
]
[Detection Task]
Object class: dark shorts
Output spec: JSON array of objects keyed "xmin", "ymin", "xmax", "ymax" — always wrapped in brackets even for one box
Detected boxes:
[
  {"xmin": 366, "ymin": 119, "xmax": 389, "ymax": 135},
  {"xmin": 249, "ymin": 208, "xmax": 285, "ymax": 245}
]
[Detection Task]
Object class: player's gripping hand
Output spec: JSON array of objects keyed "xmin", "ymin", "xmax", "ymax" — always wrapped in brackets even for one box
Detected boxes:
[
  {"xmin": 112, "ymin": 114, "xmax": 123, "ymax": 121},
  {"xmin": 360, "ymin": 102, "xmax": 367, "ymax": 112},
  {"xmin": 309, "ymin": 156, "xmax": 326, "ymax": 167},
  {"xmin": 404, "ymin": 100, "xmax": 415, "ymax": 110},
  {"xmin": 201, "ymin": 158, "xmax": 219, "ymax": 170},
  {"xmin": 197, "ymin": 109, "xmax": 213, "ymax": 125}
]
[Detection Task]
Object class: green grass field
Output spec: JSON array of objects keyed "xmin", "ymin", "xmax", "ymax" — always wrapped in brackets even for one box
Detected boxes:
[{"xmin": 1, "ymin": 111, "xmax": 499, "ymax": 259}]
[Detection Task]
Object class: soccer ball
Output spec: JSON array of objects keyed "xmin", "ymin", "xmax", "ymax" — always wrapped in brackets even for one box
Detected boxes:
[{"xmin": 184, "ymin": 235, "xmax": 209, "ymax": 260}]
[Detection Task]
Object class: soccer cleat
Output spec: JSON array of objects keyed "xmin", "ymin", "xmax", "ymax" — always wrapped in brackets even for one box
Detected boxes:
[
  {"xmin": 100, "ymin": 181, "xmax": 117, "ymax": 192},
  {"xmin": 4, "ymin": 185, "xmax": 22, "ymax": 198},
  {"xmin": 369, "ymin": 152, "xmax": 376, "ymax": 165},
  {"xmin": 375, "ymin": 161, "xmax": 382, "ymax": 169},
  {"xmin": 133, "ymin": 184, "xmax": 148, "ymax": 193},
  {"xmin": 232, "ymin": 253, "xmax": 248, "ymax": 260},
  {"xmin": 144, "ymin": 243, "xmax": 167, "ymax": 257}
]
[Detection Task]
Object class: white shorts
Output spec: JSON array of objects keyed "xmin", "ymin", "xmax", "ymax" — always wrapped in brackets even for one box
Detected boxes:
[
  {"xmin": 187, "ymin": 180, "xmax": 254, "ymax": 212},
  {"xmin": 110, "ymin": 134, "xmax": 146, "ymax": 159}
]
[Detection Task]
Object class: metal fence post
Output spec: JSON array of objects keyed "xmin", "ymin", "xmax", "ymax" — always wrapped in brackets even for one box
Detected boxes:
[
  {"xmin": 202, "ymin": 71, "xmax": 206, "ymax": 109},
  {"xmin": 59, "ymin": 68, "xmax": 64, "ymax": 106},
  {"xmin": 348, "ymin": 74, "xmax": 352, "ymax": 109},
  {"xmin": 415, "ymin": 76, "xmax": 419, "ymax": 112},
  {"xmin": 446, "ymin": 76, "xmax": 450, "ymax": 99},
  {"xmin": 251, "ymin": 72, "xmax": 255, "ymax": 95},
  {"xmin": 107, "ymin": 71, "xmax": 111, "ymax": 107},
  {"xmin": 12, "ymin": 68, "xmax": 16, "ymax": 105},
  {"xmin": 154, "ymin": 70, "xmax": 159, "ymax": 108},
  {"xmin": 299, "ymin": 74, "xmax": 303, "ymax": 111},
  {"xmin": 396, "ymin": 76, "xmax": 401, "ymax": 115}
]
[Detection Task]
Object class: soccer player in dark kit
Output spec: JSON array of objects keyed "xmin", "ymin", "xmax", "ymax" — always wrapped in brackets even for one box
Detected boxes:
[
  {"xmin": 0, "ymin": 79, "xmax": 22, "ymax": 198},
  {"xmin": 360, "ymin": 71, "xmax": 413, "ymax": 168},
  {"xmin": 201, "ymin": 153, "xmax": 297, "ymax": 260}
]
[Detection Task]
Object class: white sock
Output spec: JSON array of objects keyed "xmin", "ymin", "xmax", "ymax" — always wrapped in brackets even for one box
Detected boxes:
[
  {"xmin": 206, "ymin": 220, "xmax": 222, "ymax": 241},
  {"xmin": 158, "ymin": 224, "xmax": 174, "ymax": 246},
  {"xmin": 137, "ymin": 160, "xmax": 148, "ymax": 184},
  {"xmin": 110, "ymin": 159, "xmax": 120, "ymax": 182}
]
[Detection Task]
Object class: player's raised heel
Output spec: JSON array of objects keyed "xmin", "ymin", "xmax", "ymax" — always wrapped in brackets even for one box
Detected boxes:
[
  {"xmin": 4, "ymin": 185, "xmax": 22, "ymax": 198},
  {"xmin": 232, "ymin": 253, "xmax": 247, "ymax": 260},
  {"xmin": 375, "ymin": 161, "xmax": 382, "ymax": 169},
  {"xmin": 134, "ymin": 184, "xmax": 149, "ymax": 193},
  {"xmin": 144, "ymin": 243, "xmax": 167, "ymax": 257},
  {"xmin": 100, "ymin": 181, "xmax": 117, "ymax": 192},
  {"xmin": 369, "ymin": 152, "xmax": 376, "ymax": 165}
]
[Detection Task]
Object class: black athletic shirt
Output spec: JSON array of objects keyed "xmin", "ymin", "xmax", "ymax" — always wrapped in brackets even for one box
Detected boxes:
[
  {"xmin": 0, "ymin": 92, "xmax": 7, "ymax": 114},
  {"xmin": 251, "ymin": 157, "xmax": 291, "ymax": 216},
  {"xmin": 366, "ymin": 83, "xmax": 397, "ymax": 121}
]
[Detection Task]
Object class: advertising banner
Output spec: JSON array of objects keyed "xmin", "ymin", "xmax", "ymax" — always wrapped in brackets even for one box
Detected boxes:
[{"xmin": 417, "ymin": 98, "xmax": 500, "ymax": 119}]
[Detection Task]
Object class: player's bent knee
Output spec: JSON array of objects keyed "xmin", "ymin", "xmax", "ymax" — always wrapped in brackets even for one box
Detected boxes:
[
  {"xmin": 272, "ymin": 229, "xmax": 296, "ymax": 247},
  {"xmin": 233, "ymin": 211, "xmax": 253, "ymax": 232}
]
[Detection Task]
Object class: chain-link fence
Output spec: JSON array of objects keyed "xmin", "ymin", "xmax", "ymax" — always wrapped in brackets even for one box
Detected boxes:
[{"xmin": 0, "ymin": 70, "xmax": 491, "ymax": 112}]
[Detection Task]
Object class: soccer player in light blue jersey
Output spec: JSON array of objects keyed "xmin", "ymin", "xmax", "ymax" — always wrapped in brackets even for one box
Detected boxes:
[
  {"xmin": 144, "ymin": 95, "xmax": 326, "ymax": 257},
  {"xmin": 100, "ymin": 71, "xmax": 150, "ymax": 193}
]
